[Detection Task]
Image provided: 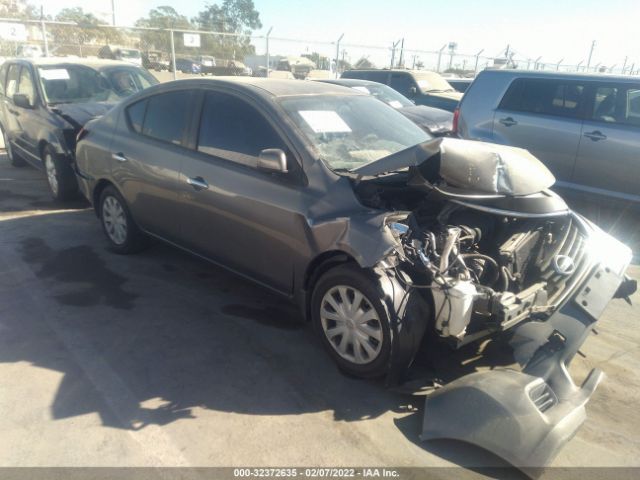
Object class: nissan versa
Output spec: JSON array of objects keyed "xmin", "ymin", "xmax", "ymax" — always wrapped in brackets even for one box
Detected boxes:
[{"xmin": 74, "ymin": 78, "xmax": 636, "ymax": 469}]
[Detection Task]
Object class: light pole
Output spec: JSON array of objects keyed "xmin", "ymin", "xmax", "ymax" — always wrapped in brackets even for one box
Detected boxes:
[
  {"xmin": 334, "ymin": 33, "xmax": 344, "ymax": 79},
  {"xmin": 265, "ymin": 27, "xmax": 273, "ymax": 77},
  {"xmin": 111, "ymin": 0, "xmax": 116, "ymax": 26}
]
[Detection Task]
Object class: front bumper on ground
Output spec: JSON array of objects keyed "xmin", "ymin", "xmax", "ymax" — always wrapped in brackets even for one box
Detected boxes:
[{"xmin": 420, "ymin": 217, "xmax": 635, "ymax": 475}]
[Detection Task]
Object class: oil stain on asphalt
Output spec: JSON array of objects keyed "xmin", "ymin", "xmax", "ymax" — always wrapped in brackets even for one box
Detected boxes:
[
  {"xmin": 221, "ymin": 304, "xmax": 303, "ymax": 330},
  {"xmin": 19, "ymin": 237, "xmax": 137, "ymax": 309}
]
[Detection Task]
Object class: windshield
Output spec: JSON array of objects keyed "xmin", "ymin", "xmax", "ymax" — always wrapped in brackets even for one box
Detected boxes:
[
  {"xmin": 351, "ymin": 83, "xmax": 413, "ymax": 108},
  {"xmin": 413, "ymin": 71, "xmax": 454, "ymax": 93},
  {"xmin": 38, "ymin": 65, "xmax": 157, "ymax": 104},
  {"xmin": 280, "ymin": 94, "xmax": 431, "ymax": 171}
]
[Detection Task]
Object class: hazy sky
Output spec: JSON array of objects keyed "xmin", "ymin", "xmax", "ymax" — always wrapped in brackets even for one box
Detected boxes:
[{"xmin": 39, "ymin": 0, "xmax": 639, "ymax": 69}]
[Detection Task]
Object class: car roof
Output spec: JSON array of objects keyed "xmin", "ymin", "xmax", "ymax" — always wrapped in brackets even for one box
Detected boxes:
[
  {"xmin": 9, "ymin": 57, "xmax": 140, "ymax": 70},
  {"xmin": 480, "ymin": 69, "xmax": 640, "ymax": 83},
  {"xmin": 149, "ymin": 77, "xmax": 362, "ymax": 98}
]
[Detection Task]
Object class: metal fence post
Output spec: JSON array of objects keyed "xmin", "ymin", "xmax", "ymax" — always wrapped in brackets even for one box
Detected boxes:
[
  {"xmin": 170, "ymin": 29, "xmax": 177, "ymax": 80},
  {"xmin": 474, "ymin": 49, "xmax": 484, "ymax": 74},
  {"xmin": 334, "ymin": 33, "xmax": 344, "ymax": 78},
  {"xmin": 265, "ymin": 27, "xmax": 273, "ymax": 77},
  {"xmin": 436, "ymin": 44, "xmax": 446, "ymax": 72},
  {"xmin": 40, "ymin": 18, "xmax": 49, "ymax": 57}
]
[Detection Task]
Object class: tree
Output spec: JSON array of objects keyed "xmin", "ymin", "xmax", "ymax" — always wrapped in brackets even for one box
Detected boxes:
[
  {"xmin": 51, "ymin": 7, "xmax": 122, "ymax": 49},
  {"xmin": 192, "ymin": 0, "xmax": 262, "ymax": 59},
  {"xmin": 0, "ymin": 0, "xmax": 39, "ymax": 20},
  {"xmin": 354, "ymin": 57, "xmax": 375, "ymax": 69},
  {"xmin": 135, "ymin": 6, "xmax": 192, "ymax": 53}
]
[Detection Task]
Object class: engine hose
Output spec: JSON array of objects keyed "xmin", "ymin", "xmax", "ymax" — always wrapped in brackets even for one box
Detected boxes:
[{"xmin": 461, "ymin": 253, "xmax": 500, "ymax": 286}]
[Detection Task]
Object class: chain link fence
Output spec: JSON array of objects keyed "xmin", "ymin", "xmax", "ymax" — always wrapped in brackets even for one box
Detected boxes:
[{"xmin": 0, "ymin": 18, "xmax": 638, "ymax": 79}]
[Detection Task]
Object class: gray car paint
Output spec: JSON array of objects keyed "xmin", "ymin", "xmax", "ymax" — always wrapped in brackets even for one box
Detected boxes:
[
  {"xmin": 458, "ymin": 69, "xmax": 640, "ymax": 203},
  {"xmin": 75, "ymin": 78, "xmax": 634, "ymax": 471}
]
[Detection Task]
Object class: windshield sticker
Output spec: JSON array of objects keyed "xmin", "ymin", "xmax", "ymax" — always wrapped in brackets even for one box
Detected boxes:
[
  {"xmin": 388, "ymin": 100, "xmax": 403, "ymax": 108},
  {"xmin": 416, "ymin": 79, "xmax": 431, "ymax": 90},
  {"xmin": 299, "ymin": 110, "xmax": 352, "ymax": 133},
  {"xmin": 352, "ymin": 86, "xmax": 370, "ymax": 94},
  {"xmin": 39, "ymin": 69, "xmax": 70, "ymax": 80}
]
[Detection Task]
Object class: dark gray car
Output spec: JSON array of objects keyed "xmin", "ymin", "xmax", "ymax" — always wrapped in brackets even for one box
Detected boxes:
[
  {"xmin": 75, "ymin": 77, "xmax": 635, "ymax": 469},
  {"xmin": 0, "ymin": 57, "xmax": 158, "ymax": 200},
  {"xmin": 316, "ymin": 78, "xmax": 453, "ymax": 136}
]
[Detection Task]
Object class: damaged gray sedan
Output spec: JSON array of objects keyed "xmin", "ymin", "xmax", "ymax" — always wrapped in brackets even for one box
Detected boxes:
[{"xmin": 74, "ymin": 78, "xmax": 636, "ymax": 470}]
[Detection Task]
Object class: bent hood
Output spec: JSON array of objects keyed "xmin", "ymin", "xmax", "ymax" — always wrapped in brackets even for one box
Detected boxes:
[
  {"xmin": 51, "ymin": 102, "xmax": 116, "ymax": 129},
  {"xmin": 353, "ymin": 137, "xmax": 555, "ymax": 196},
  {"xmin": 399, "ymin": 105, "xmax": 453, "ymax": 134}
]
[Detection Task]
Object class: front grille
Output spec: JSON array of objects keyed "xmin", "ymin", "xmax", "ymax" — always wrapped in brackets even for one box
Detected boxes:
[
  {"xmin": 538, "ymin": 217, "xmax": 589, "ymax": 304},
  {"xmin": 529, "ymin": 381, "xmax": 557, "ymax": 413}
]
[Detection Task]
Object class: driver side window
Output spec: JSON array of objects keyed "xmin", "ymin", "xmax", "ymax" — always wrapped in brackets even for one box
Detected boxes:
[
  {"xmin": 390, "ymin": 73, "xmax": 416, "ymax": 97},
  {"xmin": 17, "ymin": 67, "xmax": 35, "ymax": 105}
]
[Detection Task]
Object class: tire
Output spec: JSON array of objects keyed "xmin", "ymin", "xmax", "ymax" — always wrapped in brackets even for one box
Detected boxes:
[
  {"xmin": 98, "ymin": 185, "xmax": 148, "ymax": 254},
  {"xmin": 311, "ymin": 264, "xmax": 393, "ymax": 378},
  {"xmin": 1, "ymin": 125, "xmax": 26, "ymax": 167},
  {"xmin": 43, "ymin": 145, "xmax": 78, "ymax": 201}
]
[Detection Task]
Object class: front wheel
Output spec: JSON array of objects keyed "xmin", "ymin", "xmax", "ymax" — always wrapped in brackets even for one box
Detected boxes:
[
  {"xmin": 43, "ymin": 145, "xmax": 78, "ymax": 201},
  {"xmin": 311, "ymin": 264, "xmax": 393, "ymax": 378},
  {"xmin": 99, "ymin": 185, "xmax": 148, "ymax": 254}
]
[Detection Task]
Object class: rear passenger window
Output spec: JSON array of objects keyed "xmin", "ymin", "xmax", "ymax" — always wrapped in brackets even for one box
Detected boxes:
[
  {"xmin": 197, "ymin": 91, "xmax": 286, "ymax": 167},
  {"xmin": 126, "ymin": 99, "xmax": 147, "ymax": 133},
  {"xmin": 140, "ymin": 90, "xmax": 191, "ymax": 145},
  {"xmin": 500, "ymin": 78, "xmax": 585, "ymax": 118}
]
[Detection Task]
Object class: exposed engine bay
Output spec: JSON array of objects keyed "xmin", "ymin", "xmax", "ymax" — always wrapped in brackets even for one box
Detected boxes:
[{"xmin": 352, "ymin": 140, "xmax": 585, "ymax": 346}]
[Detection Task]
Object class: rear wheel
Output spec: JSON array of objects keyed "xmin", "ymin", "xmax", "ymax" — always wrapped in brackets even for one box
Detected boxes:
[
  {"xmin": 311, "ymin": 264, "xmax": 392, "ymax": 378},
  {"xmin": 99, "ymin": 185, "xmax": 148, "ymax": 254},
  {"xmin": 43, "ymin": 145, "xmax": 78, "ymax": 201},
  {"xmin": 2, "ymin": 125, "xmax": 26, "ymax": 167}
]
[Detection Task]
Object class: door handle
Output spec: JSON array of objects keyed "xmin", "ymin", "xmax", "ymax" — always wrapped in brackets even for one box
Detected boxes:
[
  {"xmin": 583, "ymin": 130, "xmax": 607, "ymax": 141},
  {"xmin": 499, "ymin": 117, "xmax": 518, "ymax": 127},
  {"xmin": 187, "ymin": 176, "xmax": 209, "ymax": 191},
  {"xmin": 111, "ymin": 152, "xmax": 127, "ymax": 162}
]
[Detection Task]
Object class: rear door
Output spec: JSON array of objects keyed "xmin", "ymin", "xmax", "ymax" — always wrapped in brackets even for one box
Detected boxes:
[
  {"xmin": 492, "ymin": 77, "xmax": 586, "ymax": 182},
  {"xmin": 177, "ymin": 89, "xmax": 304, "ymax": 294},
  {"xmin": 112, "ymin": 89, "xmax": 195, "ymax": 242},
  {"xmin": 573, "ymin": 82, "xmax": 640, "ymax": 200}
]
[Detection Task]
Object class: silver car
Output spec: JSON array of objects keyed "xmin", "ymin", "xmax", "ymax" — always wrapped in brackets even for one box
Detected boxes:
[{"xmin": 456, "ymin": 70, "xmax": 640, "ymax": 203}]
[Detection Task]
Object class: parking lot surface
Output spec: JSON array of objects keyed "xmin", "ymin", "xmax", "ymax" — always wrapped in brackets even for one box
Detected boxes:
[{"xmin": 0, "ymin": 154, "xmax": 639, "ymax": 476}]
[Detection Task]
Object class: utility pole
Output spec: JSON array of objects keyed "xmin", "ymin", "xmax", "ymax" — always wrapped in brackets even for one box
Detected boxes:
[
  {"xmin": 111, "ymin": 0, "xmax": 116, "ymax": 26},
  {"xmin": 170, "ymin": 29, "xmax": 177, "ymax": 80},
  {"xmin": 586, "ymin": 40, "xmax": 596, "ymax": 71},
  {"xmin": 436, "ymin": 44, "xmax": 446, "ymax": 73},
  {"xmin": 265, "ymin": 27, "xmax": 273, "ymax": 77},
  {"xmin": 334, "ymin": 33, "xmax": 344, "ymax": 79},
  {"xmin": 390, "ymin": 39, "xmax": 401, "ymax": 68}
]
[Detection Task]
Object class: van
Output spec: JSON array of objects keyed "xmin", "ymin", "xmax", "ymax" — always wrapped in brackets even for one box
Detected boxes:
[
  {"xmin": 341, "ymin": 69, "xmax": 462, "ymax": 112},
  {"xmin": 457, "ymin": 70, "xmax": 640, "ymax": 203}
]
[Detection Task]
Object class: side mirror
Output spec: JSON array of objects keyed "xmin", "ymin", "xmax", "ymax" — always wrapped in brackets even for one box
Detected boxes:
[
  {"xmin": 408, "ymin": 86, "xmax": 417, "ymax": 97},
  {"xmin": 257, "ymin": 148, "xmax": 288, "ymax": 173},
  {"xmin": 13, "ymin": 93, "xmax": 33, "ymax": 109}
]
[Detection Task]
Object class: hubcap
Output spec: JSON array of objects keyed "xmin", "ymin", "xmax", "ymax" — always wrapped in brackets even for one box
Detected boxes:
[
  {"xmin": 102, "ymin": 196, "xmax": 128, "ymax": 245},
  {"xmin": 320, "ymin": 285, "xmax": 383, "ymax": 365},
  {"xmin": 45, "ymin": 154, "xmax": 58, "ymax": 195}
]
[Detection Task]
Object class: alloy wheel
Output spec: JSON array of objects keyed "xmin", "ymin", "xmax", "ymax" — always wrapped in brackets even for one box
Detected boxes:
[
  {"xmin": 44, "ymin": 153, "xmax": 58, "ymax": 196},
  {"xmin": 320, "ymin": 285, "xmax": 383, "ymax": 365}
]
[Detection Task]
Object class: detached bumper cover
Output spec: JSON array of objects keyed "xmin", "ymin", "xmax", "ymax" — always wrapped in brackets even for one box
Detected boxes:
[{"xmin": 420, "ymin": 218, "xmax": 634, "ymax": 472}]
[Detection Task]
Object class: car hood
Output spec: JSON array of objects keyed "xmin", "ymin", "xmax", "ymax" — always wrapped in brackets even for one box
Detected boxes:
[
  {"xmin": 353, "ymin": 137, "xmax": 555, "ymax": 196},
  {"xmin": 50, "ymin": 102, "xmax": 116, "ymax": 129},
  {"xmin": 399, "ymin": 105, "xmax": 453, "ymax": 133}
]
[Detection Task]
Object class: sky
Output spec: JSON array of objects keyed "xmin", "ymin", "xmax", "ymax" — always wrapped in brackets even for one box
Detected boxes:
[{"xmin": 38, "ymin": 0, "xmax": 640, "ymax": 70}]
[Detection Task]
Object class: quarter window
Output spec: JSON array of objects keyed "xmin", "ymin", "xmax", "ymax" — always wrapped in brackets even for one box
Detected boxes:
[
  {"xmin": 500, "ymin": 78, "xmax": 585, "ymax": 118},
  {"xmin": 197, "ymin": 91, "xmax": 286, "ymax": 167},
  {"xmin": 6, "ymin": 64, "xmax": 20, "ymax": 98},
  {"xmin": 140, "ymin": 90, "xmax": 191, "ymax": 145}
]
